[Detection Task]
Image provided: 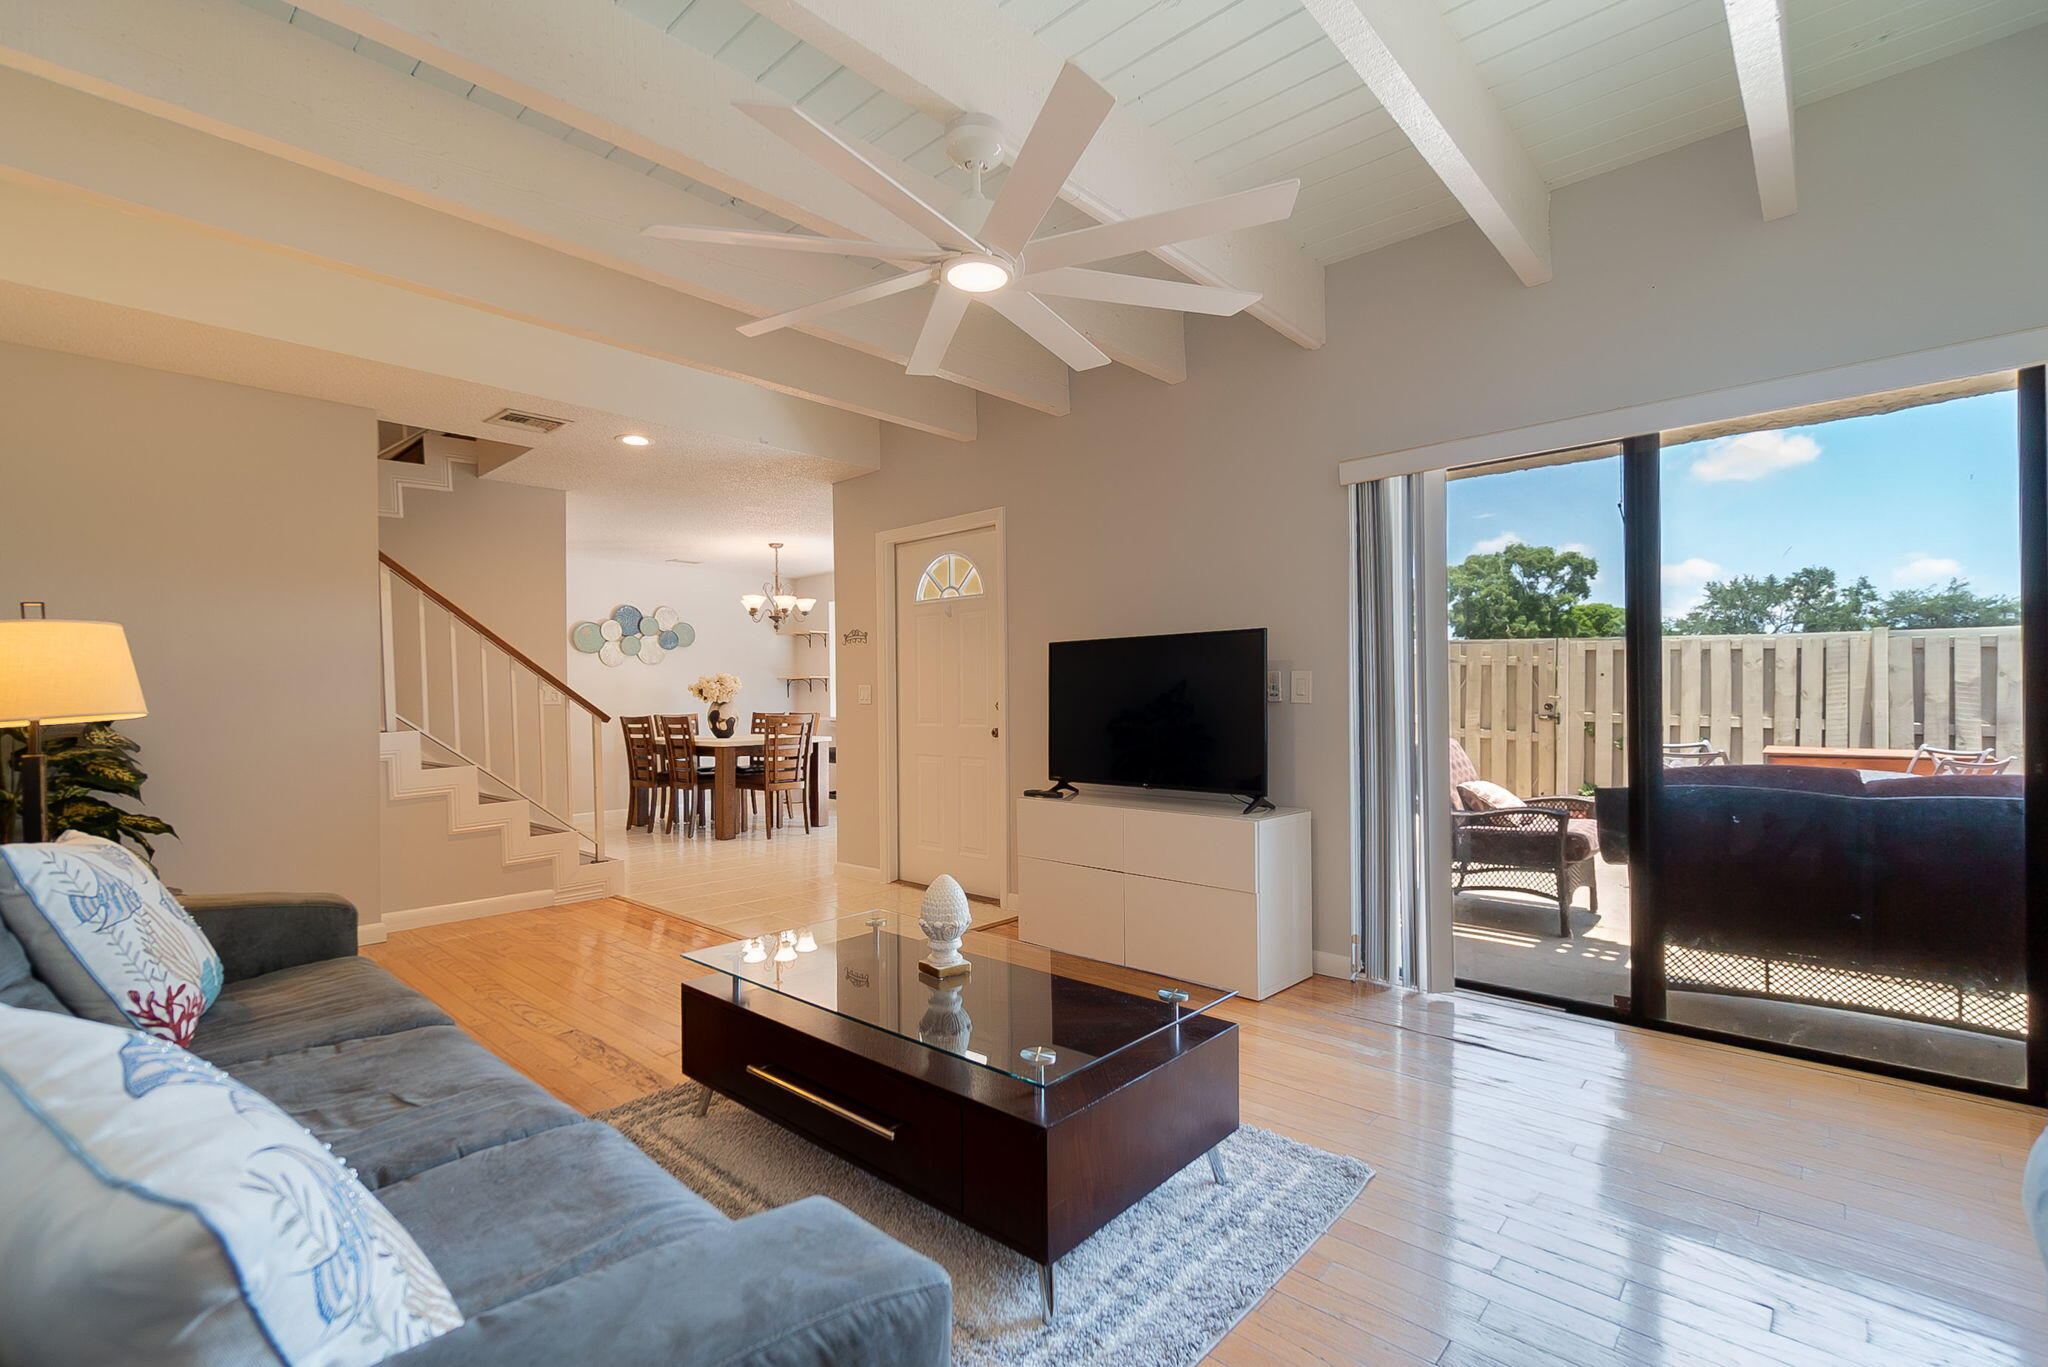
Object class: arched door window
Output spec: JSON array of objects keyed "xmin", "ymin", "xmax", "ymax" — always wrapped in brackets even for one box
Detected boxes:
[{"xmin": 916, "ymin": 553, "xmax": 984, "ymax": 602}]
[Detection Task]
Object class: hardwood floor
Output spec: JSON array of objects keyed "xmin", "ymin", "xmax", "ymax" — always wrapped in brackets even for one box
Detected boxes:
[{"xmin": 366, "ymin": 895, "xmax": 2048, "ymax": 1366}]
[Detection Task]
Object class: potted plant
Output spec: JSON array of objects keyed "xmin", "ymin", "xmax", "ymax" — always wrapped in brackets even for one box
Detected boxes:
[
  {"xmin": 0, "ymin": 723, "xmax": 177, "ymax": 860},
  {"xmin": 689, "ymin": 673, "xmax": 742, "ymax": 738}
]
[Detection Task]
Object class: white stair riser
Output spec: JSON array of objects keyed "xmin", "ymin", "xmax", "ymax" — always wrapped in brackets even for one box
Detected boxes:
[{"xmin": 378, "ymin": 732, "xmax": 621, "ymax": 900}]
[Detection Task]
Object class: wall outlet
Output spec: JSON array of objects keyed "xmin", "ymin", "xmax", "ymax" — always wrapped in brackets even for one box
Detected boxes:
[
  {"xmin": 1290, "ymin": 670, "xmax": 1313, "ymax": 704},
  {"xmin": 857, "ymin": 683, "xmax": 873, "ymax": 705},
  {"xmin": 1265, "ymin": 669, "xmax": 1284, "ymax": 703}
]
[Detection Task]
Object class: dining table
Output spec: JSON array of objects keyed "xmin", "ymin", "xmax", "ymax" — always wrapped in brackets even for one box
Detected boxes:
[{"xmin": 690, "ymin": 733, "xmax": 833, "ymax": 840}]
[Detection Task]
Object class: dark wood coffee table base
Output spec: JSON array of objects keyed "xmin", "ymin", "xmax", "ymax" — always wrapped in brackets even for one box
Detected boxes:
[{"xmin": 680, "ymin": 974, "xmax": 1240, "ymax": 1318}]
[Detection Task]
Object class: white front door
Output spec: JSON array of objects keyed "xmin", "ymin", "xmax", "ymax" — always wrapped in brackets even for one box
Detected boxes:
[{"xmin": 895, "ymin": 527, "xmax": 1002, "ymax": 897}]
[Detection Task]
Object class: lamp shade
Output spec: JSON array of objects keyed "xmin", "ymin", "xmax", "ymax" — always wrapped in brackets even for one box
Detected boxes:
[{"xmin": 0, "ymin": 620, "xmax": 147, "ymax": 726}]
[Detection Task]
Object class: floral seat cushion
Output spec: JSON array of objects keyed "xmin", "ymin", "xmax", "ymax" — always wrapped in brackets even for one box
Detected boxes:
[
  {"xmin": 0, "ymin": 1004, "xmax": 461, "ymax": 1365},
  {"xmin": 0, "ymin": 831, "xmax": 223, "ymax": 1044}
]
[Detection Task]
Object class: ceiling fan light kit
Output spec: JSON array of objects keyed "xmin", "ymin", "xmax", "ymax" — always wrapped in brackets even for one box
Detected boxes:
[{"xmin": 642, "ymin": 63, "xmax": 1300, "ymax": 379}]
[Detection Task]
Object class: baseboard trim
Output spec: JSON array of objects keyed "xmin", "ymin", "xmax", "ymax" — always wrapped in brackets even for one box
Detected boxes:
[
  {"xmin": 379, "ymin": 889, "xmax": 557, "ymax": 936},
  {"xmin": 834, "ymin": 861, "xmax": 886, "ymax": 882},
  {"xmin": 357, "ymin": 921, "xmax": 388, "ymax": 947},
  {"xmin": 1313, "ymin": 950, "xmax": 1357, "ymax": 980}
]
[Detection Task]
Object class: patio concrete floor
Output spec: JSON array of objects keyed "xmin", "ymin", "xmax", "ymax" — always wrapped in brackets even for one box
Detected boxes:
[{"xmin": 1452, "ymin": 858, "xmax": 2023, "ymax": 1086}]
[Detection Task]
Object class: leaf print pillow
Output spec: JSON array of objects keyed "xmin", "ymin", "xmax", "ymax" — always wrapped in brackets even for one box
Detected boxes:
[
  {"xmin": 0, "ymin": 1005, "xmax": 463, "ymax": 1366},
  {"xmin": 0, "ymin": 831, "xmax": 224, "ymax": 1044}
]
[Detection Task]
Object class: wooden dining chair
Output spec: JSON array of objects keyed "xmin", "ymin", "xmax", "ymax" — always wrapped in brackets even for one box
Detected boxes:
[
  {"xmin": 656, "ymin": 714, "xmax": 713, "ymax": 834},
  {"xmin": 619, "ymin": 716, "xmax": 665, "ymax": 832},
  {"xmin": 737, "ymin": 714, "xmax": 812, "ymax": 837}
]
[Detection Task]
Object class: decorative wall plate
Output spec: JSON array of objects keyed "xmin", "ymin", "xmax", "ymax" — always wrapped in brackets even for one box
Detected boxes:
[{"xmin": 572, "ymin": 605, "xmax": 691, "ymax": 666}]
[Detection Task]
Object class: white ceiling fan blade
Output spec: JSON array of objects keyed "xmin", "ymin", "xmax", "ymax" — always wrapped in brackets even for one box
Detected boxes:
[
  {"xmin": 979, "ymin": 63, "xmax": 1115, "ymax": 258},
  {"xmin": 1024, "ymin": 180, "xmax": 1301, "ymax": 273},
  {"xmin": 642, "ymin": 224, "xmax": 946, "ymax": 261},
  {"xmin": 1015, "ymin": 268, "xmax": 1261, "ymax": 316},
  {"xmin": 740, "ymin": 103, "xmax": 982, "ymax": 252},
  {"xmin": 986, "ymin": 291, "xmax": 1112, "ymax": 371},
  {"xmin": 737, "ymin": 269, "xmax": 935, "ymax": 338},
  {"xmin": 907, "ymin": 287, "xmax": 971, "ymax": 376}
]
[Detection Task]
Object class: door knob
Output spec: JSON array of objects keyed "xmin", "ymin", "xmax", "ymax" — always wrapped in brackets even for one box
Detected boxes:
[{"xmin": 991, "ymin": 727, "xmax": 1001, "ymax": 738}]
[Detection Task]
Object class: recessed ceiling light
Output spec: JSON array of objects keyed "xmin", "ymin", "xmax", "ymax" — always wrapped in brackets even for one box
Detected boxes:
[{"xmin": 618, "ymin": 434, "xmax": 651, "ymax": 447}]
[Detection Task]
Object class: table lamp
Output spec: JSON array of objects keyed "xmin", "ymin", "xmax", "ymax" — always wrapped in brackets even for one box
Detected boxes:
[{"xmin": 0, "ymin": 604, "xmax": 148, "ymax": 843}]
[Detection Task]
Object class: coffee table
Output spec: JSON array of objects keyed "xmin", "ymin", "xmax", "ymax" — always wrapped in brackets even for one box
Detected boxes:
[{"xmin": 678, "ymin": 911, "xmax": 1240, "ymax": 1321}]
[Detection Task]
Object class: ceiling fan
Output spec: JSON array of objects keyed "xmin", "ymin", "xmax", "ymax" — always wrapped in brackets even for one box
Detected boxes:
[{"xmin": 641, "ymin": 63, "xmax": 1300, "ymax": 377}]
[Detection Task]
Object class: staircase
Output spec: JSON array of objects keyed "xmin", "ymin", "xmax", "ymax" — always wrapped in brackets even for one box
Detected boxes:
[
  {"xmin": 378, "ymin": 730, "xmax": 615, "ymax": 905},
  {"xmin": 377, "ymin": 428, "xmax": 470, "ymax": 519},
  {"xmin": 376, "ymin": 439, "xmax": 621, "ymax": 924}
]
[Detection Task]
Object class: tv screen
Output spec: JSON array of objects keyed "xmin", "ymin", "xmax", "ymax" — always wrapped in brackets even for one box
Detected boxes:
[{"xmin": 1047, "ymin": 628, "xmax": 1268, "ymax": 798}]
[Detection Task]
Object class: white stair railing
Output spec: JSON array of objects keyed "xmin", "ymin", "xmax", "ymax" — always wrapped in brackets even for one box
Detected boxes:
[{"xmin": 378, "ymin": 553, "xmax": 608, "ymax": 862}]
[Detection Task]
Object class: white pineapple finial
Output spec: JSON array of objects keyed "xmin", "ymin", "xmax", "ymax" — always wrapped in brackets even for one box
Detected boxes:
[{"xmin": 917, "ymin": 874, "xmax": 973, "ymax": 977}]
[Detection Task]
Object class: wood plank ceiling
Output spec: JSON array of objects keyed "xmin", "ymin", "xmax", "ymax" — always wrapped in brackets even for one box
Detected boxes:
[{"xmin": 241, "ymin": 0, "xmax": 2048, "ymax": 270}]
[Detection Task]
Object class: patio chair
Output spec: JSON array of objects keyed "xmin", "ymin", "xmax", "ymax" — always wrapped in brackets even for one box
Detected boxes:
[
  {"xmin": 1448, "ymin": 739, "xmax": 1599, "ymax": 937},
  {"xmin": 1933, "ymin": 752, "xmax": 2014, "ymax": 776},
  {"xmin": 1661, "ymin": 740, "xmax": 1728, "ymax": 767},
  {"xmin": 1908, "ymin": 744, "xmax": 1994, "ymax": 775}
]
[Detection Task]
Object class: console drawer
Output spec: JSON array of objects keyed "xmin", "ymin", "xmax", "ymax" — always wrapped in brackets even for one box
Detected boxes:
[{"xmin": 682, "ymin": 989, "xmax": 964, "ymax": 1209}]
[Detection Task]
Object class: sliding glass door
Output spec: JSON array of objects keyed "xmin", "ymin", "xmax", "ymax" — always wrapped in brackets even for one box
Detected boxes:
[
  {"xmin": 1442, "ymin": 444, "xmax": 1633, "ymax": 1011},
  {"xmin": 1386, "ymin": 367, "xmax": 2047, "ymax": 1100}
]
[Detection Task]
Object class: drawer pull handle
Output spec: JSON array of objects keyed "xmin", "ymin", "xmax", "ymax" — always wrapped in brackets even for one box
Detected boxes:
[{"xmin": 745, "ymin": 1065, "xmax": 899, "ymax": 1140}]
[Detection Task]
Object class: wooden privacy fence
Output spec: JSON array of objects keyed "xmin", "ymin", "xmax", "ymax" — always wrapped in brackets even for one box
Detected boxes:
[{"xmin": 1449, "ymin": 627, "xmax": 2024, "ymax": 795}]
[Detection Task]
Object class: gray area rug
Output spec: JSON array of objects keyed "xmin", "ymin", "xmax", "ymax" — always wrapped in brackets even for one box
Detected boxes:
[{"xmin": 596, "ymin": 1084, "xmax": 1371, "ymax": 1367}]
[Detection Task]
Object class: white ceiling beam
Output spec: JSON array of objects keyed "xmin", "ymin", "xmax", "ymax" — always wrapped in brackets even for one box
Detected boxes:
[
  {"xmin": 1299, "ymin": 0, "xmax": 1553, "ymax": 286},
  {"xmin": 279, "ymin": 0, "xmax": 1184, "ymax": 383},
  {"xmin": 740, "ymin": 0, "xmax": 1326, "ymax": 348},
  {"xmin": 0, "ymin": 0, "xmax": 1066, "ymax": 418},
  {"xmin": 0, "ymin": 69, "xmax": 980, "ymax": 442},
  {"xmin": 1723, "ymin": 0, "xmax": 1798, "ymax": 220},
  {"xmin": 0, "ymin": 176, "xmax": 879, "ymax": 468}
]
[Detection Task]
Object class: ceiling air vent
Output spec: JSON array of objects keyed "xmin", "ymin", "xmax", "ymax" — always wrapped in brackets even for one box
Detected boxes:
[{"xmin": 483, "ymin": 408, "xmax": 569, "ymax": 435}]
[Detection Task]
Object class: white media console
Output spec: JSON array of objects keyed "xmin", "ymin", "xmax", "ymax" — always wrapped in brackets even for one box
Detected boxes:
[{"xmin": 1015, "ymin": 790, "xmax": 1312, "ymax": 1001}]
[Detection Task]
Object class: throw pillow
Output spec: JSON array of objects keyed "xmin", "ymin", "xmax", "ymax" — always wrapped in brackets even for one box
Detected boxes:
[
  {"xmin": 0, "ymin": 832, "xmax": 224, "ymax": 1044},
  {"xmin": 1457, "ymin": 779, "xmax": 1523, "ymax": 811},
  {"xmin": 0, "ymin": 1004, "xmax": 463, "ymax": 1365}
]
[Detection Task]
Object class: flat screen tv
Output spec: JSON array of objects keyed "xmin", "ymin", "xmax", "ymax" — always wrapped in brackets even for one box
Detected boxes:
[{"xmin": 1047, "ymin": 628, "xmax": 1268, "ymax": 801}]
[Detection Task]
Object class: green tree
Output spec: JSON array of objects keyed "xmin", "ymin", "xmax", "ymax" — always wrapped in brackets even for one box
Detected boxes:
[
  {"xmin": 1564, "ymin": 602, "xmax": 1627, "ymax": 637},
  {"xmin": 1668, "ymin": 567, "xmax": 1879, "ymax": 635},
  {"xmin": 1879, "ymin": 578, "xmax": 2019, "ymax": 629},
  {"xmin": 1447, "ymin": 543, "xmax": 1600, "ymax": 639}
]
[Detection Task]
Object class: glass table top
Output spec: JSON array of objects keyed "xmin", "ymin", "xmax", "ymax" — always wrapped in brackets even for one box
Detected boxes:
[{"xmin": 680, "ymin": 910, "xmax": 1234, "ymax": 1088}]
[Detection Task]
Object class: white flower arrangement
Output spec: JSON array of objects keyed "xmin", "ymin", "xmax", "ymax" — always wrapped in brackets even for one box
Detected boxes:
[{"xmin": 689, "ymin": 672, "xmax": 741, "ymax": 706}]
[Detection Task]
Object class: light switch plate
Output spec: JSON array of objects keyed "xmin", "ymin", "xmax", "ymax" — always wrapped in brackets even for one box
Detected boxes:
[
  {"xmin": 857, "ymin": 683, "xmax": 873, "ymax": 705},
  {"xmin": 1290, "ymin": 670, "xmax": 1313, "ymax": 703},
  {"xmin": 1265, "ymin": 669, "xmax": 1284, "ymax": 703}
]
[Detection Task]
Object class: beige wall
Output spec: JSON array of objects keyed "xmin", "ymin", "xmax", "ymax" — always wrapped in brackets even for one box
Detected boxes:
[
  {"xmin": 567, "ymin": 551, "xmax": 819, "ymax": 811},
  {"xmin": 2, "ymin": 342, "xmax": 381, "ymax": 921},
  {"xmin": 832, "ymin": 31, "xmax": 2048, "ymax": 963},
  {"xmin": 378, "ymin": 460, "xmax": 567, "ymax": 674}
]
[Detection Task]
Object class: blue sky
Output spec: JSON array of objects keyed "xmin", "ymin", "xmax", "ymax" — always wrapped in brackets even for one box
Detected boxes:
[{"xmin": 1445, "ymin": 390, "xmax": 2022, "ymax": 614}]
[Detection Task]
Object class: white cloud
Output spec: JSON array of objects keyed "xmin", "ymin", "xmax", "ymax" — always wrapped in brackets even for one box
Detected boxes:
[
  {"xmin": 1472, "ymin": 530, "xmax": 1522, "ymax": 554},
  {"xmin": 1893, "ymin": 552, "xmax": 1963, "ymax": 585},
  {"xmin": 1689, "ymin": 430, "xmax": 1821, "ymax": 482},
  {"xmin": 1472, "ymin": 512, "xmax": 1497, "ymax": 521},
  {"xmin": 1661, "ymin": 557, "xmax": 1723, "ymax": 614},
  {"xmin": 1559, "ymin": 542, "xmax": 1592, "ymax": 555}
]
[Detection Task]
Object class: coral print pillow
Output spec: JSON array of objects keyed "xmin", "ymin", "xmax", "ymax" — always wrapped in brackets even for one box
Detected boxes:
[
  {"xmin": 0, "ymin": 1005, "xmax": 462, "ymax": 1366},
  {"xmin": 0, "ymin": 831, "xmax": 223, "ymax": 1044}
]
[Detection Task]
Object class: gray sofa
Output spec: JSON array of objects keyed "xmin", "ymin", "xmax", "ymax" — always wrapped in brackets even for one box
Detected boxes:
[{"xmin": 0, "ymin": 891, "xmax": 953, "ymax": 1367}]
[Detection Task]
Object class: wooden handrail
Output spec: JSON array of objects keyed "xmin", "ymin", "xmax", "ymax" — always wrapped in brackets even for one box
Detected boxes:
[{"xmin": 378, "ymin": 552, "xmax": 611, "ymax": 722}]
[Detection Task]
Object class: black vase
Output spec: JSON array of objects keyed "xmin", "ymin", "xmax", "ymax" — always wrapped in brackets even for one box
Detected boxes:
[{"xmin": 708, "ymin": 705, "xmax": 737, "ymax": 739}]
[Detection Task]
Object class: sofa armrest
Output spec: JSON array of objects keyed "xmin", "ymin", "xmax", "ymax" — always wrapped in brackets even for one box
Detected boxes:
[
  {"xmin": 388, "ymin": 1197, "xmax": 951, "ymax": 1367},
  {"xmin": 178, "ymin": 893, "xmax": 358, "ymax": 982}
]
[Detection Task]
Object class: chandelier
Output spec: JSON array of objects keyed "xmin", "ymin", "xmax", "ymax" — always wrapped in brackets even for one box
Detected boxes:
[{"xmin": 740, "ymin": 542, "xmax": 816, "ymax": 628}]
